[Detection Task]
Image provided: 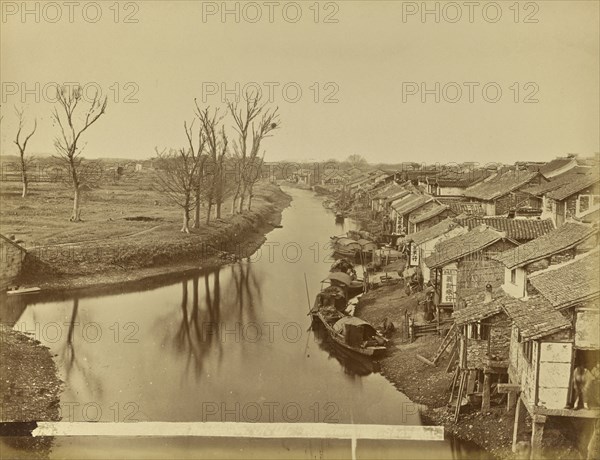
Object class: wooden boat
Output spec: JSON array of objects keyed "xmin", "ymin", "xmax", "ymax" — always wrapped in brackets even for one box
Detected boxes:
[
  {"xmin": 6, "ymin": 287, "xmax": 41, "ymax": 295},
  {"xmin": 331, "ymin": 237, "xmax": 361, "ymax": 258},
  {"xmin": 324, "ymin": 272, "xmax": 364, "ymax": 298},
  {"xmin": 310, "ymin": 303, "xmax": 387, "ymax": 357}
]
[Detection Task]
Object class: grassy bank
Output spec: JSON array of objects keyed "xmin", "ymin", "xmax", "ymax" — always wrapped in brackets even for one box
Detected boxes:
[
  {"xmin": 0, "ymin": 176, "xmax": 291, "ymax": 292},
  {"xmin": 356, "ymin": 283, "xmax": 583, "ymax": 459}
]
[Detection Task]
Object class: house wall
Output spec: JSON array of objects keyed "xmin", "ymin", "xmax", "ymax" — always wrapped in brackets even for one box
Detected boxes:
[
  {"xmin": 495, "ymin": 190, "xmax": 540, "ymax": 216},
  {"xmin": 457, "ymin": 258, "xmax": 505, "ymax": 299},
  {"xmin": 509, "ymin": 327, "xmax": 538, "ymax": 405},
  {"xmin": 575, "ymin": 308, "xmax": 600, "ymax": 349},
  {"xmin": 439, "ymin": 185, "xmax": 466, "ymax": 196},
  {"xmin": 565, "ymin": 183, "xmax": 600, "ymax": 220},
  {"xmin": 488, "ymin": 315, "xmax": 511, "ymax": 363},
  {"xmin": 419, "ymin": 226, "xmax": 467, "ymax": 283},
  {"xmin": 502, "ymin": 266, "xmax": 527, "ymax": 298},
  {"xmin": 413, "ymin": 209, "xmax": 455, "ymax": 233},
  {"xmin": 538, "ymin": 341, "xmax": 572, "ymax": 409},
  {"xmin": 0, "ymin": 238, "xmax": 26, "ymax": 291}
]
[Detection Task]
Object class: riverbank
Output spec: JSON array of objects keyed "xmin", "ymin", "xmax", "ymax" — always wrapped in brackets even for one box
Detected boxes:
[
  {"xmin": 0, "ymin": 324, "xmax": 62, "ymax": 423},
  {"xmin": 356, "ymin": 283, "xmax": 583, "ymax": 459},
  {"xmin": 2, "ymin": 181, "xmax": 291, "ymax": 293}
]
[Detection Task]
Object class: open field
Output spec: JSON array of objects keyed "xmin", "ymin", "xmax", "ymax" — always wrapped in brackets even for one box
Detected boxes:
[{"xmin": 0, "ymin": 171, "xmax": 291, "ymax": 290}]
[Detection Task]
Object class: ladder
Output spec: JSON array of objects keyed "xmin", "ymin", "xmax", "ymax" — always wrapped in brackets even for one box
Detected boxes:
[{"xmin": 417, "ymin": 322, "xmax": 457, "ymax": 367}]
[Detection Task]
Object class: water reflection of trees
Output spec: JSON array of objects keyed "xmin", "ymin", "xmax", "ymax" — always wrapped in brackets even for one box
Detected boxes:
[
  {"xmin": 168, "ymin": 261, "xmax": 262, "ymax": 381},
  {"xmin": 56, "ymin": 298, "xmax": 103, "ymax": 401}
]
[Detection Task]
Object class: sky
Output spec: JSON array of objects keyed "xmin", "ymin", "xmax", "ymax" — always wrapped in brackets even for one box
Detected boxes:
[{"xmin": 0, "ymin": 0, "xmax": 598, "ymax": 164}]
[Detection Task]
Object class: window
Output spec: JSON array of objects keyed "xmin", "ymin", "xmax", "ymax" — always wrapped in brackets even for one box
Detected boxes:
[
  {"xmin": 577, "ymin": 195, "xmax": 600, "ymax": 216},
  {"xmin": 467, "ymin": 322, "xmax": 489, "ymax": 340},
  {"xmin": 480, "ymin": 324, "xmax": 491, "ymax": 341},
  {"xmin": 510, "ymin": 269, "xmax": 517, "ymax": 284}
]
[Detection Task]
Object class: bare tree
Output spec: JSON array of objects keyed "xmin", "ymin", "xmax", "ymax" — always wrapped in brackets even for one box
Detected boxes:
[
  {"xmin": 194, "ymin": 102, "xmax": 228, "ymax": 223},
  {"xmin": 245, "ymin": 108, "xmax": 279, "ymax": 211},
  {"xmin": 227, "ymin": 93, "xmax": 261, "ymax": 214},
  {"xmin": 183, "ymin": 120, "xmax": 208, "ymax": 229},
  {"xmin": 52, "ymin": 85, "xmax": 107, "ymax": 221},
  {"xmin": 14, "ymin": 106, "xmax": 37, "ymax": 198}
]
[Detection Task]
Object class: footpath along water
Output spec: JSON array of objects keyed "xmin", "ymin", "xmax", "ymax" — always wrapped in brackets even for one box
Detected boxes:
[{"xmin": 0, "ymin": 187, "xmax": 488, "ymax": 459}]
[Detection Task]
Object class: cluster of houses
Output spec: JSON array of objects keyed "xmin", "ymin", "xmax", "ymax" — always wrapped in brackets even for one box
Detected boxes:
[{"xmin": 327, "ymin": 155, "xmax": 599, "ymax": 457}]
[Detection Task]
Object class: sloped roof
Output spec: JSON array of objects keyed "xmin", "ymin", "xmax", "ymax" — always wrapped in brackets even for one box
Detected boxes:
[
  {"xmin": 437, "ymin": 198, "xmax": 486, "ymax": 217},
  {"xmin": 452, "ymin": 288, "xmax": 506, "ymax": 325},
  {"xmin": 425, "ymin": 225, "xmax": 511, "ymax": 269},
  {"xmin": 464, "ymin": 170, "xmax": 540, "ymax": 201},
  {"xmin": 501, "ymin": 296, "xmax": 571, "ymax": 341},
  {"xmin": 538, "ymin": 157, "xmax": 577, "ymax": 176},
  {"xmin": 492, "ymin": 222, "xmax": 597, "ymax": 269},
  {"xmin": 390, "ymin": 194, "xmax": 432, "ymax": 216},
  {"xmin": 384, "ymin": 189, "xmax": 412, "ymax": 204},
  {"xmin": 371, "ymin": 182, "xmax": 404, "ymax": 200},
  {"xmin": 455, "ymin": 217, "xmax": 555, "ymax": 241},
  {"xmin": 431, "ymin": 169, "xmax": 492, "ymax": 188},
  {"xmin": 407, "ymin": 218, "xmax": 465, "ymax": 246},
  {"xmin": 546, "ymin": 173, "xmax": 599, "ymax": 201},
  {"xmin": 528, "ymin": 250, "xmax": 600, "ymax": 309},
  {"xmin": 523, "ymin": 167, "xmax": 591, "ymax": 196},
  {"xmin": 409, "ymin": 203, "xmax": 451, "ymax": 224}
]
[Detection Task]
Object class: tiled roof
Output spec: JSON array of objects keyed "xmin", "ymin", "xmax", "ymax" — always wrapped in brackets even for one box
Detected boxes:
[
  {"xmin": 437, "ymin": 198, "xmax": 486, "ymax": 217},
  {"xmin": 538, "ymin": 157, "xmax": 577, "ymax": 176},
  {"xmin": 492, "ymin": 222, "xmax": 597, "ymax": 269},
  {"xmin": 371, "ymin": 182, "xmax": 404, "ymax": 200},
  {"xmin": 455, "ymin": 217, "xmax": 555, "ymax": 241},
  {"xmin": 452, "ymin": 288, "xmax": 506, "ymax": 325},
  {"xmin": 523, "ymin": 167, "xmax": 591, "ymax": 196},
  {"xmin": 431, "ymin": 169, "xmax": 491, "ymax": 188},
  {"xmin": 384, "ymin": 189, "xmax": 412, "ymax": 204},
  {"xmin": 408, "ymin": 218, "xmax": 465, "ymax": 246},
  {"xmin": 528, "ymin": 250, "xmax": 600, "ymax": 309},
  {"xmin": 546, "ymin": 173, "xmax": 599, "ymax": 201},
  {"xmin": 501, "ymin": 296, "xmax": 571, "ymax": 341},
  {"xmin": 390, "ymin": 194, "xmax": 432, "ymax": 216},
  {"xmin": 464, "ymin": 170, "xmax": 540, "ymax": 201},
  {"xmin": 425, "ymin": 225, "xmax": 510, "ymax": 269},
  {"xmin": 409, "ymin": 203, "xmax": 451, "ymax": 224}
]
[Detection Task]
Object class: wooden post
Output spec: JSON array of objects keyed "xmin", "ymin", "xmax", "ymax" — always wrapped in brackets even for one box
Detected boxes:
[
  {"xmin": 530, "ymin": 414, "xmax": 547, "ymax": 459},
  {"xmin": 507, "ymin": 390, "xmax": 517, "ymax": 413},
  {"xmin": 482, "ymin": 372, "xmax": 491, "ymax": 413},
  {"xmin": 512, "ymin": 396, "xmax": 523, "ymax": 453}
]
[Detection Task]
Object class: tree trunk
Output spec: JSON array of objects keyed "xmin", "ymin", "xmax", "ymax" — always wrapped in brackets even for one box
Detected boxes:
[
  {"xmin": 71, "ymin": 186, "xmax": 81, "ymax": 221},
  {"xmin": 194, "ymin": 188, "xmax": 201, "ymax": 229},
  {"xmin": 216, "ymin": 202, "xmax": 222, "ymax": 219},
  {"xmin": 20, "ymin": 156, "xmax": 28, "ymax": 198},
  {"xmin": 206, "ymin": 201, "xmax": 212, "ymax": 225},
  {"xmin": 247, "ymin": 193, "xmax": 253, "ymax": 211},
  {"xmin": 239, "ymin": 193, "xmax": 245, "ymax": 213},
  {"xmin": 181, "ymin": 208, "xmax": 190, "ymax": 233},
  {"xmin": 231, "ymin": 194, "xmax": 238, "ymax": 215}
]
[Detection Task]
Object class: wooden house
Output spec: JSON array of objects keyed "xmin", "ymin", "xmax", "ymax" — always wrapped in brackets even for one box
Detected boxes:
[
  {"xmin": 463, "ymin": 170, "xmax": 546, "ymax": 216},
  {"xmin": 408, "ymin": 203, "xmax": 456, "ymax": 233},
  {"xmin": 406, "ymin": 218, "xmax": 467, "ymax": 284},
  {"xmin": 424, "ymin": 225, "xmax": 519, "ymax": 322},
  {"xmin": 492, "ymin": 222, "xmax": 597, "ymax": 299},
  {"xmin": 502, "ymin": 251, "xmax": 600, "ymax": 458},
  {"xmin": 451, "ymin": 286, "xmax": 513, "ymax": 417},
  {"xmin": 389, "ymin": 193, "xmax": 433, "ymax": 235}
]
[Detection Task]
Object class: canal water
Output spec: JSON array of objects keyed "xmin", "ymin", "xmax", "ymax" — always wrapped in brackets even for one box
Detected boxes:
[{"xmin": 1, "ymin": 187, "xmax": 487, "ymax": 459}]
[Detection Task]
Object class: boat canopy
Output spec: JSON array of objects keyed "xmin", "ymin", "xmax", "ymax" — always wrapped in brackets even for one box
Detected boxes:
[
  {"xmin": 324, "ymin": 272, "xmax": 354, "ymax": 286},
  {"xmin": 333, "ymin": 316, "xmax": 378, "ymax": 336},
  {"xmin": 357, "ymin": 239, "xmax": 377, "ymax": 251},
  {"xmin": 335, "ymin": 237, "xmax": 361, "ymax": 249}
]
